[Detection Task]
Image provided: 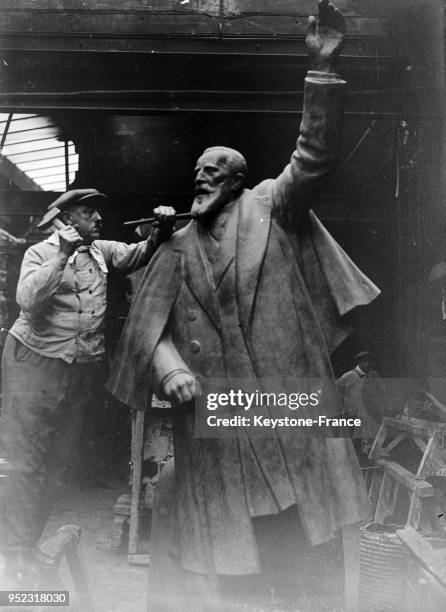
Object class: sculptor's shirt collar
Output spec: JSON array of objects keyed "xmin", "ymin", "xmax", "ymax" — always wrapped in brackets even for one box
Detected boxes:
[{"xmin": 45, "ymin": 231, "xmax": 108, "ymax": 273}]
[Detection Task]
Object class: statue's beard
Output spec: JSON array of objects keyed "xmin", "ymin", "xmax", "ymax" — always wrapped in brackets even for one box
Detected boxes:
[{"xmin": 191, "ymin": 190, "xmax": 228, "ymax": 218}]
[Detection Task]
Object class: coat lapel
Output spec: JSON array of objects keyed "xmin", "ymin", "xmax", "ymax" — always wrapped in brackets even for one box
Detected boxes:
[
  {"xmin": 176, "ymin": 221, "xmax": 222, "ymax": 332},
  {"xmin": 236, "ymin": 190, "xmax": 272, "ymax": 335}
]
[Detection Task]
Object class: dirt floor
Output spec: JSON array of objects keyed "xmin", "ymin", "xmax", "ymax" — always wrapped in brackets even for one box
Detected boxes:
[
  {"xmin": 0, "ymin": 480, "xmax": 146, "ymax": 612},
  {"xmin": 0, "ymin": 480, "xmax": 347, "ymax": 612},
  {"xmin": 42, "ymin": 480, "xmax": 147, "ymax": 612}
]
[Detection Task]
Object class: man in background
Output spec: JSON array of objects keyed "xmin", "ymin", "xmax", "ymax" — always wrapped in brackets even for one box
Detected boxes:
[{"xmin": 337, "ymin": 351, "xmax": 383, "ymax": 456}]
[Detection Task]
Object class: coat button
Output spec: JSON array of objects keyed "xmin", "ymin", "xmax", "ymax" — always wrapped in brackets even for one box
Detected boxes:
[
  {"xmin": 190, "ymin": 340, "xmax": 201, "ymax": 353},
  {"xmin": 188, "ymin": 310, "xmax": 198, "ymax": 321}
]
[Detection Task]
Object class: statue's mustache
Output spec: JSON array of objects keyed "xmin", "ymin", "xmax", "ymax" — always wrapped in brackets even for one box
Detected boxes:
[{"xmin": 194, "ymin": 184, "xmax": 213, "ymax": 196}]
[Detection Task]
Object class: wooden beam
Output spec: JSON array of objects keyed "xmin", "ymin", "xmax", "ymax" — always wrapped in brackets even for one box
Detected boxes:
[
  {"xmin": 0, "ymin": 49, "xmax": 398, "ymax": 86},
  {"xmin": 0, "ymin": 0, "xmax": 222, "ymax": 12},
  {"xmin": 0, "ymin": 10, "xmax": 220, "ymax": 37},
  {"xmin": 397, "ymin": 525, "xmax": 446, "ymax": 589},
  {"xmin": 0, "ymin": 113, "xmax": 13, "ymax": 152},
  {"xmin": 0, "ymin": 154, "xmax": 42, "ymax": 191},
  {"xmin": 64, "ymin": 140, "xmax": 69, "ymax": 190},
  {"xmin": 0, "ymin": 51, "xmax": 401, "ymax": 107},
  {"xmin": 128, "ymin": 410, "xmax": 145, "ymax": 558},
  {"xmin": 380, "ymin": 461, "xmax": 434, "ymax": 497},
  {"xmin": 383, "ymin": 416, "xmax": 446, "ymax": 436},
  {"xmin": 0, "ymin": 88, "xmax": 431, "ymax": 115},
  {"xmin": 381, "ymin": 432, "xmax": 407, "ymax": 455},
  {"xmin": 0, "ymin": 12, "xmax": 382, "ymax": 37},
  {"xmin": 0, "ymin": 34, "xmax": 392, "ymax": 57},
  {"xmin": 0, "ymin": 1, "xmax": 387, "ymax": 44}
]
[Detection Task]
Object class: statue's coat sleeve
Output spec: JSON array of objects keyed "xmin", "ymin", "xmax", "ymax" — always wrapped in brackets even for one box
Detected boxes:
[{"xmin": 106, "ymin": 241, "xmax": 182, "ymax": 410}]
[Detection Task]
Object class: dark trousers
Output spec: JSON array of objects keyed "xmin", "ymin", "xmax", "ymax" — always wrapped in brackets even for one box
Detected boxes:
[{"xmin": 0, "ymin": 335, "xmax": 96, "ymax": 554}]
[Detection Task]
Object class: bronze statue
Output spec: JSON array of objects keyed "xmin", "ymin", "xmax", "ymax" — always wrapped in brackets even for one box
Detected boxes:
[{"xmin": 109, "ymin": 1, "xmax": 380, "ymax": 609}]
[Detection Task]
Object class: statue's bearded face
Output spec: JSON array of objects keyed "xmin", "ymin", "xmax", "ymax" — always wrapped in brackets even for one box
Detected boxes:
[{"xmin": 191, "ymin": 151, "xmax": 243, "ymax": 218}]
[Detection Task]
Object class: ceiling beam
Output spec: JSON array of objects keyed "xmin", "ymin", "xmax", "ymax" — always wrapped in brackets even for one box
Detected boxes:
[
  {"xmin": 0, "ymin": 87, "xmax": 436, "ymax": 116},
  {"xmin": 0, "ymin": 34, "xmax": 391, "ymax": 57},
  {"xmin": 0, "ymin": 154, "xmax": 43, "ymax": 191},
  {"xmin": 0, "ymin": 5, "xmax": 384, "ymax": 38},
  {"xmin": 0, "ymin": 112, "xmax": 13, "ymax": 151},
  {"xmin": 0, "ymin": 0, "xmax": 391, "ymax": 56}
]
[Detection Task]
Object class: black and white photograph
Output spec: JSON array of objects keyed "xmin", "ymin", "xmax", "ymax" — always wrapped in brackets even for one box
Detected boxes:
[{"xmin": 0, "ymin": 1, "xmax": 445, "ymax": 610}]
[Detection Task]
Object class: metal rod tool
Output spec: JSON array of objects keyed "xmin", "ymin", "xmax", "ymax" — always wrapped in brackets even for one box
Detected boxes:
[{"xmin": 124, "ymin": 212, "xmax": 192, "ymax": 227}]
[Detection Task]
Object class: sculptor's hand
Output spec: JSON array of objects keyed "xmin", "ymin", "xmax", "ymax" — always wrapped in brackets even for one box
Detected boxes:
[
  {"xmin": 58, "ymin": 225, "xmax": 82, "ymax": 256},
  {"xmin": 152, "ymin": 205, "xmax": 176, "ymax": 233},
  {"xmin": 306, "ymin": 0, "xmax": 345, "ymax": 73},
  {"xmin": 163, "ymin": 371, "xmax": 201, "ymax": 404}
]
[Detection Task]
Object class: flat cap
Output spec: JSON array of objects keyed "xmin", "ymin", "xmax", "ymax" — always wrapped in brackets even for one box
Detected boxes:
[
  {"xmin": 354, "ymin": 351, "xmax": 374, "ymax": 361},
  {"xmin": 48, "ymin": 188, "xmax": 107, "ymax": 212}
]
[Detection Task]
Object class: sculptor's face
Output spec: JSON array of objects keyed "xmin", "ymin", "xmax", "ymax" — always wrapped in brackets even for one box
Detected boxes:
[
  {"xmin": 191, "ymin": 152, "xmax": 242, "ymax": 219},
  {"xmin": 63, "ymin": 203, "xmax": 103, "ymax": 245}
]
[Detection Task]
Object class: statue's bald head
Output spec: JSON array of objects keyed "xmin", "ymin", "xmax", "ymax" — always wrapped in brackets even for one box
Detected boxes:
[{"xmin": 202, "ymin": 146, "xmax": 247, "ymax": 179}]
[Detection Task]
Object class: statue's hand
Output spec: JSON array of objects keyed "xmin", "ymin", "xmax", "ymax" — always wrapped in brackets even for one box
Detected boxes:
[
  {"xmin": 306, "ymin": 0, "xmax": 345, "ymax": 73},
  {"xmin": 162, "ymin": 371, "xmax": 201, "ymax": 404}
]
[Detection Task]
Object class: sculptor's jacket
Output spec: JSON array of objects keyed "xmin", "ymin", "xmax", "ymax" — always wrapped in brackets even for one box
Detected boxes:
[
  {"xmin": 10, "ymin": 231, "xmax": 167, "ymax": 362},
  {"xmin": 108, "ymin": 72, "xmax": 380, "ymax": 575}
]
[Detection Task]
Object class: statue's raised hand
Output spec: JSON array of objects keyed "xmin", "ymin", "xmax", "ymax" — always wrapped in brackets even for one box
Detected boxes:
[{"xmin": 306, "ymin": 0, "xmax": 345, "ymax": 73}]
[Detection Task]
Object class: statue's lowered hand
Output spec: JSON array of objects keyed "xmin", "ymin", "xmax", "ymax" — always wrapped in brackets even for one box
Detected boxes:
[
  {"xmin": 163, "ymin": 371, "xmax": 202, "ymax": 404},
  {"xmin": 306, "ymin": 0, "xmax": 345, "ymax": 73}
]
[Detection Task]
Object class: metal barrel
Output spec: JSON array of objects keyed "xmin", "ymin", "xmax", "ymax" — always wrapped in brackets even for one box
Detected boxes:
[{"xmin": 359, "ymin": 523, "xmax": 409, "ymax": 611}]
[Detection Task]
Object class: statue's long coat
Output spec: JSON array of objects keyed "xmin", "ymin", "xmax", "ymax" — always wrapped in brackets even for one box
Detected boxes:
[{"xmin": 108, "ymin": 78, "xmax": 380, "ymax": 577}]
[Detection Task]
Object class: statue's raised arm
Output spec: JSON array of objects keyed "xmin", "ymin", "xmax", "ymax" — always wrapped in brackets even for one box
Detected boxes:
[{"xmin": 271, "ymin": 0, "xmax": 346, "ymax": 227}]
